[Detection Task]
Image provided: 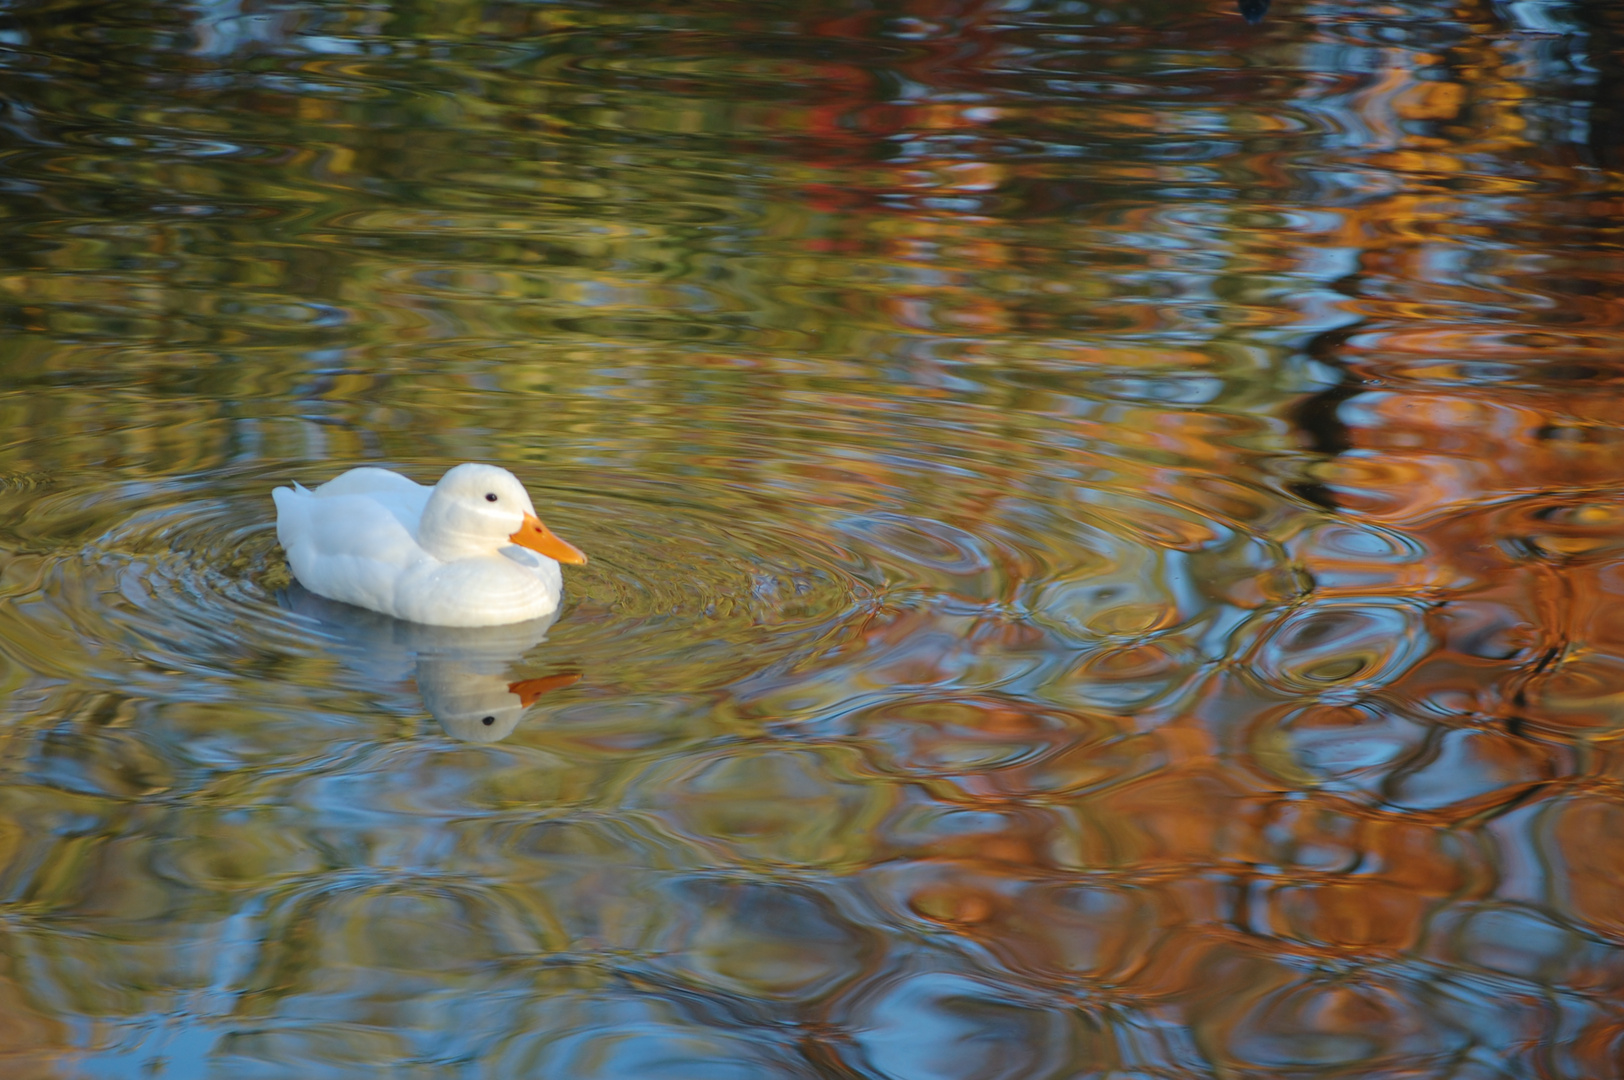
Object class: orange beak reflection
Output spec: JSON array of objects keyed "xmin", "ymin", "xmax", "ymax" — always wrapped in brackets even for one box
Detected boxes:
[
  {"xmin": 507, "ymin": 672, "xmax": 583, "ymax": 706},
  {"xmin": 509, "ymin": 513, "xmax": 587, "ymax": 565}
]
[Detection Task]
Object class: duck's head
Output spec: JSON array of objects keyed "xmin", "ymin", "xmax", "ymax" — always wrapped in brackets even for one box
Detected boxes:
[{"xmin": 417, "ymin": 463, "xmax": 587, "ymax": 565}]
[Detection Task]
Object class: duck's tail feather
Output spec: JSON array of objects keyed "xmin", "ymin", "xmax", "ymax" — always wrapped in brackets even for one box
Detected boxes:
[{"xmin": 271, "ymin": 484, "xmax": 310, "ymax": 551}]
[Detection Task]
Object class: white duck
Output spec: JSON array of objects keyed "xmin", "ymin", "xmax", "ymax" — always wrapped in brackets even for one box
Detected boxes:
[{"xmin": 272, "ymin": 463, "xmax": 586, "ymax": 627}]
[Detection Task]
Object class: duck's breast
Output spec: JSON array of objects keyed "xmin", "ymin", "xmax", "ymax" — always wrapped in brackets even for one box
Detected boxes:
[{"xmin": 391, "ymin": 552, "xmax": 563, "ymax": 627}]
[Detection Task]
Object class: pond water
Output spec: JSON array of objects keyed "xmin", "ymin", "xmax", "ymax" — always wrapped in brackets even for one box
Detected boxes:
[{"xmin": 1, "ymin": 0, "xmax": 1623, "ymax": 1075}]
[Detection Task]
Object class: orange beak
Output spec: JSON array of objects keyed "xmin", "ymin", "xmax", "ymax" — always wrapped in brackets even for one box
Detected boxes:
[
  {"xmin": 506, "ymin": 672, "xmax": 582, "ymax": 706},
  {"xmin": 509, "ymin": 513, "xmax": 587, "ymax": 564}
]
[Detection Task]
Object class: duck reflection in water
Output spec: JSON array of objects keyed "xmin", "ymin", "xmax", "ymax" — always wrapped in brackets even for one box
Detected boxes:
[{"xmin": 279, "ymin": 585, "xmax": 580, "ymax": 742}]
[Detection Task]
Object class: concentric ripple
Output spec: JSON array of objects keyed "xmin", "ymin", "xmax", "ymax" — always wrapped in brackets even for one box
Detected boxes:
[
  {"xmin": 0, "ymin": 469, "xmax": 302, "ymax": 691},
  {"xmin": 550, "ymin": 480, "xmax": 875, "ymax": 688},
  {"xmin": 0, "ymin": 463, "xmax": 878, "ymax": 732}
]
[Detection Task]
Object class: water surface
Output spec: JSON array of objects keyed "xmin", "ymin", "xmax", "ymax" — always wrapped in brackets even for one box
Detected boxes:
[{"xmin": 1, "ymin": 0, "xmax": 1623, "ymax": 1076}]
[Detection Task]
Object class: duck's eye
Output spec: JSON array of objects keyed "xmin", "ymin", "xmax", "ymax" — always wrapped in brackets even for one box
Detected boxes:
[
  {"xmin": 485, "ymin": 493, "xmax": 498, "ymax": 502},
  {"xmin": 482, "ymin": 716, "xmax": 495, "ymax": 726}
]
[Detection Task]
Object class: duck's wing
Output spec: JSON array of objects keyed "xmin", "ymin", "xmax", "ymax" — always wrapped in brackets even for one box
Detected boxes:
[
  {"xmin": 310, "ymin": 466, "xmax": 423, "ymax": 499},
  {"xmin": 273, "ymin": 484, "xmax": 431, "ymax": 616},
  {"xmin": 310, "ymin": 467, "xmax": 432, "ymax": 533}
]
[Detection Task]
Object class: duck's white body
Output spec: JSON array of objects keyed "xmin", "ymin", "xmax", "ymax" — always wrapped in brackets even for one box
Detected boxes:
[{"xmin": 273, "ymin": 464, "xmax": 586, "ymax": 627}]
